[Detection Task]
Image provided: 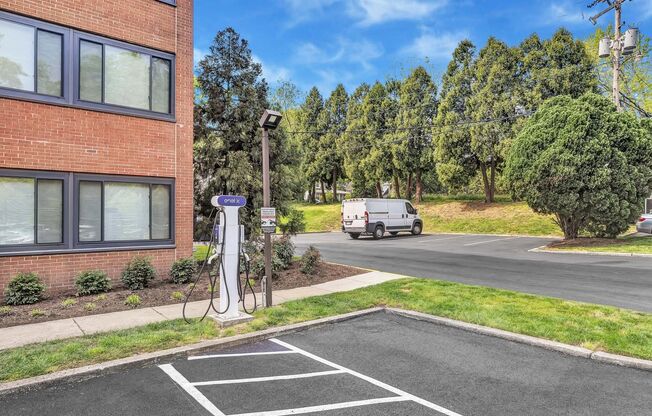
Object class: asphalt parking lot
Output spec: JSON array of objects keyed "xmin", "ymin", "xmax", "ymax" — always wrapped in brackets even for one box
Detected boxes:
[
  {"xmin": 294, "ymin": 232, "xmax": 652, "ymax": 312},
  {"xmin": 3, "ymin": 312, "xmax": 651, "ymax": 415}
]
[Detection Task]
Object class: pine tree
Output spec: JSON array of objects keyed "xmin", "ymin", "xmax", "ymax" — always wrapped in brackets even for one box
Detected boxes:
[
  {"xmin": 193, "ymin": 28, "xmax": 294, "ymax": 235},
  {"xmin": 343, "ymin": 83, "xmax": 371, "ymax": 196},
  {"xmin": 434, "ymin": 40, "xmax": 477, "ymax": 193},
  {"xmin": 298, "ymin": 87, "xmax": 325, "ymax": 202},
  {"xmin": 392, "ymin": 67, "xmax": 438, "ymax": 202},
  {"xmin": 360, "ymin": 82, "xmax": 392, "ymax": 198},
  {"xmin": 316, "ymin": 84, "xmax": 348, "ymax": 202}
]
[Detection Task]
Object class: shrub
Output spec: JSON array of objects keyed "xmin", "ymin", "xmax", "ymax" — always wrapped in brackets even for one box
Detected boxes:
[
  {"xmin": 279, "ymin": 209, "xmax": 306, "ymax": 235},
  {"xmin": 30, "ymin": 308, "xmax": 45, "ymax": 317},
  {"xmin": 124, "ymin": 294, "xmax": 142, "ymax": 308},
  {"xmin": 61, "ymin": 298, "xmax": 77, "ymax": 308},
  {"xmin": 300, "ymin": 246, "xmax": 321, "ymax": 275},
  {"xmin": 121, "ymin": 257, "xmax": 156, "ymax": 290},
  {"xmin": 84, "ymin": 302, "xmax": 96, "ymax": 311},
  {"xmin": 273, "ymin": 236, "xmax": 295, "ymax": 269},
  {"xmin": 170, "ymin": 258, "xmax": 197, "ymax": 284},
  {"xmin": 170, "ymin": 291, "xmax": 184, "ymax": 301},
  {"xmin": 506, "ymin": 93, "xmax": 652, "ymax": 239},
  {"xmin": 250, "ymin": 254, "xmax": 285, "ymax": 278},
  {"xmin": 0, "ymin": 306, "xmax": 12, "ymax": 315},
  {"xmin": 4, "ymin": 273, "xmax": 46, "ymax": 306},
  {"xmin": 75, "ymin": 270, "xmax": 111, "ymax": 296},
  {"xmin": 95, "ymin": 294, "xmax": 108, "ymax": 302}
]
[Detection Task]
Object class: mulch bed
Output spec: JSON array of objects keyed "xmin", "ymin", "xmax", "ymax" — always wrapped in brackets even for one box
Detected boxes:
[
  {"xmin": 0, "ymin": 261, "xmax": 365, "ymax": 329},
  {"xmin": 547, "ymin": 238, "xmax": 624, "ymax": 248}
]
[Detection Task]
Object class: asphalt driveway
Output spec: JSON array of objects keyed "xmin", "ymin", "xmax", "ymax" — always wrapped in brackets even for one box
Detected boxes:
[
  {"xmin": 2, "ymin": 312, "xmax": 650, "ymax": 415},
  {"xmin": 294, "ymin": 232, "xmax": 652, "ymax": 312}
]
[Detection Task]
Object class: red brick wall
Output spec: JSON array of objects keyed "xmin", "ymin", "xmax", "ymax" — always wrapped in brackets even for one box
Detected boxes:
[{"xmin": 0, "ymin": 0, "xmax": 194, "ymax": 295}]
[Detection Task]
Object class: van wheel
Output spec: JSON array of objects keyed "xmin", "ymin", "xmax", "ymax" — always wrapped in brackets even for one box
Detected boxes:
[
  {"xmin": 373, "ymin": 225, "xmax": 384, "ymax": 240},
  {"xmin": 349, "ymin": 233, "xmax": 360, "ymax": 239},
  {"xmin": 411, "ymin": 223, "xmax": 422, "ymax": 235}
]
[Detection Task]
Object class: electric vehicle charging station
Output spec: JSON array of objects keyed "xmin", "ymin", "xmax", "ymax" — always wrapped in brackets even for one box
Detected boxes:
[{"xmin": 183, "ymin": 194, "xmax": 256, "ymax": 327}]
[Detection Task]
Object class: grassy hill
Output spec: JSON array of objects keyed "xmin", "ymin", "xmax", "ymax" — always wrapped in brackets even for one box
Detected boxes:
[{"xmin": 293, "ymin": 195, "xmax": 561, "ymax": 236}]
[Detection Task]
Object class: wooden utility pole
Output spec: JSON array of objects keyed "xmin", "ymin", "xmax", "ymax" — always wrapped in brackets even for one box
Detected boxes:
[
  {"xmin": 262, "ymin": 127, "xmax": 273, "ymax": 307},
  {"xmin": 612, "ymin": 1, "xmax": 622, "ymax": 111}
]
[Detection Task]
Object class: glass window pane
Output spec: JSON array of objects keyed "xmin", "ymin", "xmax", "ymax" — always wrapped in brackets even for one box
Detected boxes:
[
  {"xmin": 36, "ymin": 30, "xmax": 62, "ymax": 96},
  {"xmin": 79, "ymin": 181, "xmax": 102, "ymax": 242},
  {"xmin": 104, "ymin": 45, "xmax": 150, "ymax": 110},
  {"xmin": 79, "ymin": 41, "xmax": 102, "ymax": 102},
  {"xmin": 104, "ymin": 183, "xmax": 149, "ymax": 241},
  {"xmin": 0, "ymin": 177, "xmax": 34, "ymax": 245},
  {"xmin": 151, "ymin": 58, "xmax": 170, "ymax": 113},
  {"xmin": 37, "ymin": 179, "xmax": 63, "ymax": 244},
  {"xmin": 0, "ymin": 19, "xmax": 35, "ymax": 91},
  {"xmin": 151, "ymin": 185, "xmax": 170, "ymax": 239}
]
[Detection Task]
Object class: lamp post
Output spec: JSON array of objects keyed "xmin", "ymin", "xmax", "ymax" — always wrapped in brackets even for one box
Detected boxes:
[{"xmin": 259, "ymin": 109, "xmax": 282, "ymax": 307}]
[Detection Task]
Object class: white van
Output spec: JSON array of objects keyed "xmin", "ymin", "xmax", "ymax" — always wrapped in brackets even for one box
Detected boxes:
[{"xmin": 341, "ymin": 198, "xmax": 423, "ymax": 239}]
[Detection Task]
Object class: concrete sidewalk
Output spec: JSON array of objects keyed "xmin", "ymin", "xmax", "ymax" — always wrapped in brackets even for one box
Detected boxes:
[{"xmin": 0, "ymin": 271, "xmax": 401, "ymax": 351}]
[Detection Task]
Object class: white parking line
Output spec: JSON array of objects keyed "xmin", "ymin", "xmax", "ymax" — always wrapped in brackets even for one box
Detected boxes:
[
  {"xmin": 417, "ymin": 235, "xmax": 469, "ymax": 243},
  {"xmin": 270, "ymin": 338, "xmax": 464, "ymax": 416},
  {"xmin": 463, "ymin": 236, "xmax": 519, "ymax": 246},
  {"xmin": 229, "ymin": 397, "xmax": 411, "ymax": 416},
  {"xmin": 159, "ymin": 364, "xmax": 226, "ymax": 416},
  {"xmin": 191, "ymin": 370, "xmax": 346, "ymax": 386},
  {"xmin": 188, "ymin": 350, "xmax": 298, "ymax": 360}
]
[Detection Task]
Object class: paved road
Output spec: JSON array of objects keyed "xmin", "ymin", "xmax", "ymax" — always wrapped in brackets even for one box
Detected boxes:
[
  {"xmin": 295, "ymin": 232, "xmax": 652, "ymax": 312},
  {"xmin": 3, "ymin": 312, "xmax": 650, "ymax": 415}
]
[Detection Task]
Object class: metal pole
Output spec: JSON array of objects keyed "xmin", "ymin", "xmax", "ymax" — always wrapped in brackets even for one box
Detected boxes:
[
  {"xmin": 613, "ymin": 1, "xmax": 622, "ymax": 111},
  {"xmin": 262, "ymin": 127, "xmax": 273, "ymax": 307}
]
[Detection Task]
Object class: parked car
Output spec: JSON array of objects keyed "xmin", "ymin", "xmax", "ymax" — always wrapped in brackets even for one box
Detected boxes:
[
  {"xmin": 636, "ymin": 214, "xmax": 652, "ymax": 234},
  {"xmin": 341, "ymin": 198, "xmax": 422, "ymax": 240}
]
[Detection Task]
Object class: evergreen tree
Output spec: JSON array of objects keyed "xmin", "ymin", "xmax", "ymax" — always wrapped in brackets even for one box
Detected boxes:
[
  {"xmin": 467, "ymin": 37, "xmax": 521, "ymax": 203},
  {"xmin": 343, "ymin": 83, "xmax": 371, "ymax": 196},
  {"xmin": 298, "ymin": 87, "xmax": 325, "ymax": 202},
  {"xmin": 392, "ymin": 67, "xmax": 438, "ymax": 202},
  {"xmin": 193, "ymin": 28, "xmax": 294, "ymax": 236},
  {"xmin": 360, "ymin": 82, "xmax": 392, "ymax": 198},
  {"xmin": 316, "ymin": 84, "xmax": 348, "ymax": 202},
  {"xmin": 434, "ymin": 40, "xmax": 477, "ymax": 193}
]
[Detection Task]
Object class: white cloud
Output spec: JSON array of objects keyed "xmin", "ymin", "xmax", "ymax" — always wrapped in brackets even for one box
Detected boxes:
[
  {"xmin": 282, "ymin": 0, "xmax": 447, "ymax": 26},
  {"xmin": 346, "ymin": 0, "xmax": 448, "ymax": 26},
  {"xmin": 401, "ymin": 28, "xmax": 468, "ymax": 61},
  {"xmin": 545, "ymin": 2, "xmax": 586, "ymax": 25},
  {"xmin": 293, "ymin": 38, "xmax": 383, "ymax": 69},
  {"xmin": 193, "ymin": 48, "xmax": 208, "ymax": 68},
  {"xmin": 252, "ymin": 54, "xmax": 292, "ymax": 84}
]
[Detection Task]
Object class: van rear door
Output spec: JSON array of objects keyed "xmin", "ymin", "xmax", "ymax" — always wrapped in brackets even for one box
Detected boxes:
[{"xmin": 342, "ymin": 200, "xmax": 367, "ymax": 231}]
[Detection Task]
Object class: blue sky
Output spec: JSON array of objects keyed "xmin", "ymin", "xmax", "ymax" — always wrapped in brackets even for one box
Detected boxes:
[{"xmin": 194, "ymin": 0, "xmax": 652, "ymax": 96}]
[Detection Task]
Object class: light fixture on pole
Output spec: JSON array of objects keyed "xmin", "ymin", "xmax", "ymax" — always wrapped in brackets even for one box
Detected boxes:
[{"xmin": 258, "ymin": 109, "xmax": 282, "ymax": 308}]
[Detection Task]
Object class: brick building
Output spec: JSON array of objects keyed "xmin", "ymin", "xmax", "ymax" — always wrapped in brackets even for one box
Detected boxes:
[{"xmin": 0, "ymin": 0, "xmax": 194, "ymax": 294}]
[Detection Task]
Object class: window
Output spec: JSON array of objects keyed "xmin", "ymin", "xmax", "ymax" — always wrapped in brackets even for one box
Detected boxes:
[
  {"xmin": 0, "ymin": 170, "xmax": 174, "ymax": 255},
  {"xmin": 0, "ymin": 14, "xmax": 65, "ymax": 97},
  {"xmin": 76, "ymin": 36, "xmax": 173, "ymax": 115},
  {"xmin": 405, "ymin": 203, "xmax": 417, "ymax": 215},
  {"xmin": 76, "ymin": 176, "xmax": 173, "ymax": 246},
  {"xmin": 0, "ymin": 11, "xmax": 175, "ymax": 121},
  {"xmin": 0, "ymin": 172, "xmax": 66, "ymax": 248}
]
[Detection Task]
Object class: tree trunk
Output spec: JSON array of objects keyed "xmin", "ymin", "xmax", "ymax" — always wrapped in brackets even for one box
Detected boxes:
[
  {"xmin": 406, "ymin": 173, "xmax": 413, "ymax": 200},
  {"xmin": 310, "ymin": 182, "xmax": 316, "ymax": 203},
  {"xmin": 415, "ymin": 169, "xmax": 423, "ymax": 203},
  {"xmin": 558, "ymin": 215, "xmax": 580, "ymax": 240},
  {"xmin": 393, "ymin": 174, "xmax": 401, "ymax": 199},
  {"xmin": 332, "ymin": 169, "xmax": 338, "ymax": 202},
  {"xmin": 488, "ymin": 160, "xmax": 496, "ymax": 203},
  {"xmin": 376, "ymin": 181, "xmax": 383, "ymax": 198},
  {"xmin": 320, "ymin": 180, "xmax": 327, "ymax": 203},
  {"xmin": 480, "ymin": 162, "xmax": 491, "ymax": 203}
]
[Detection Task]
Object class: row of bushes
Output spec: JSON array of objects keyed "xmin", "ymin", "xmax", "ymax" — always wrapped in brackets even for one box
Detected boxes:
[{"xmin": 3, "ymin": 241, "xmax": 322, "ymax": 306}]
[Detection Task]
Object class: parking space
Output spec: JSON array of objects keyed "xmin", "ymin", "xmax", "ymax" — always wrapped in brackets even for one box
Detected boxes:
[{"xmin": 3, "ymin": 311, "xmax": 650, "ymax": 415}]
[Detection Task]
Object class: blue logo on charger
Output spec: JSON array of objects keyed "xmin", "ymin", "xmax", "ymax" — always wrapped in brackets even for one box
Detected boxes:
[{"xmin": 217, "ymin": 195, "xmax": 246, "ymax": 207}]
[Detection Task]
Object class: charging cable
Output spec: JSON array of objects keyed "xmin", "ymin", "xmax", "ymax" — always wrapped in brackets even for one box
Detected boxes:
[{"xmin": 236, "ymin": 229, "xmax": 257, "ymax": 314}]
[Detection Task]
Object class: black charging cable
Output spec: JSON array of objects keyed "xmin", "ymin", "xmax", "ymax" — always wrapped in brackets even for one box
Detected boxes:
[{"xmin": 236, "ymin": 228, "xmax": 257, "ymax": 314}]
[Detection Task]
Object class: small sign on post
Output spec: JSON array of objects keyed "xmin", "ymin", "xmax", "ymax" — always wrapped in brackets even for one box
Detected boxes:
[{"xmin": 261, "ymin": 207, "xmax": 277, "ymax": 233}]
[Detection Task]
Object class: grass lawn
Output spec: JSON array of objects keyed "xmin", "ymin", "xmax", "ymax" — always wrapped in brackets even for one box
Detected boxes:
[
  {"xmin": 193, "ymin": 244, "xmax": 210, "ymax": 261},
  {"xmin": 293, "ymin": 195, "xmax": 561, "ymax": 236},
  {"xmin": 548, "ymin": 235, "xmax": 652, "ymax": 255},
  {"xmin": 2, "ymin": 277, "xmax": 650, "ymax": 383}
]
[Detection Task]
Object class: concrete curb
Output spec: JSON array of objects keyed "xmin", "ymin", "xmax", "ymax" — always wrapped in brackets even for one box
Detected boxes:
[
  {"xmin": 0, "ymin": 307, "xmax": 384, "ymax": 396},
  {"xmin": 529, "ymin": 245, "xmax": 652, "ymax": 258},
  {"xmin": 386, "ymin": 308, "xmax": 652, "ymax": 372},
  {"xmin": 2, "ymin": 306, "xmax": 651, "ymax": 396}
]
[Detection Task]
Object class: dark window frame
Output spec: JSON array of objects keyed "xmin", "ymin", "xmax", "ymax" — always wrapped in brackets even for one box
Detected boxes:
[
  {"xmin": 156, "ymin": 0, "xmax": 177, "ymax": 6},
  {"xmin": 0, "ymin": 169, "xmax": 69, "ymax": 253},
  {"xmin": 0, "ymin": 11, "xmax": 70, "ymax": 105},
  {"xmin": 73, "ymin": 174, "xmax": 175, "ymax": 250},
  {"xmin": 0, "ymin": 10, "xmax": 175, "ymax": 122},
  {"xmin": 0, "ymin": 169, "xmax": 175, "ymax": 256}
]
